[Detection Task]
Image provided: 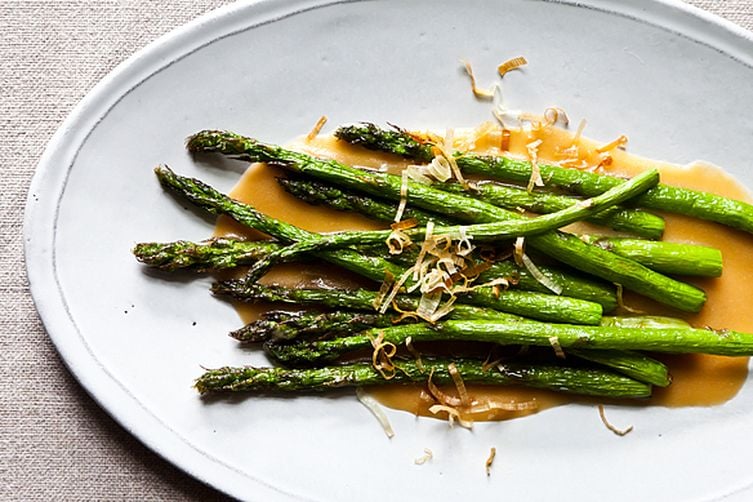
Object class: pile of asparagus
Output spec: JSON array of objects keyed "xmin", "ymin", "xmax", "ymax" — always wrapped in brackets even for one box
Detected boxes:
[{"xmin": 134, "ymin": 123, "xmax": 753, "ymax": 405}]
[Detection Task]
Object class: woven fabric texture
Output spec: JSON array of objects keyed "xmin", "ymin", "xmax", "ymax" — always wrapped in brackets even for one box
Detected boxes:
[{"xmin": 1, "ymin": 1, "xmax": 750, "ymax": 500}]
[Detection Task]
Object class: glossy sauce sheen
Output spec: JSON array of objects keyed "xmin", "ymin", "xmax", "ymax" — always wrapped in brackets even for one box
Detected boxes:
[{"xmin": 215, "ymin": 127, "xmax": 752, "ymax": 420}]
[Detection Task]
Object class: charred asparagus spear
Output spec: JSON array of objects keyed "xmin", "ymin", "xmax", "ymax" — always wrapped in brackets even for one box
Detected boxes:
[
  {"xmin": 212, "ymin": 281, "xmax": 603, "ymax": 325},
  {"xmin": 195, "ymin": 358, "xmax": 652, "ymax": 398},
  {"xmin": 265, "ymin": 319, "xmax": 753, "ymax": 365},
  {"xmin": 132, "ymin": 238, "xmax": 280, "ymax": 272},
  {"xmin": 185, "ymin": 130, "xmax": 706, "ymax": 312},
  {"xmin": 236, "ymin": 310, "xmax": 670, "ymax": 385}
]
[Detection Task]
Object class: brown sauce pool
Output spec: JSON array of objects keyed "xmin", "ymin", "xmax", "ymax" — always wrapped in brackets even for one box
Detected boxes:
[{"xmin": 214, "ymin": 126, "xmax": 752, "ymax": 421}]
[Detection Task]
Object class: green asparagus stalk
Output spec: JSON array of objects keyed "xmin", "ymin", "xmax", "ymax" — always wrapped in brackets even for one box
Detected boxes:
[
  {"xmin": 336, "ymin": 122, "xmax": 753, "ymax": 235},
  {"xmin": 195, "ymin": 358, "xmax": 651, "ymax": 398},
  {"xmin": 587, "ymin": 237, "xmax": 723, "ymax": 277},
  {"xmin": 336, "ymin": 123, "xmax": 435, "ymax": 163},
  {"xmin": 244, "ymin": 169, "xmax": 660, "ymax": 281},
  {"xmin": 132, "ymin": 238, "xmax": 280, "ymax": 272},
  {"xmin": 234, "ymin": 308, "xmax": 677, "ymax": 344},
  {"xmin": 437, "ymin": 179, "xmax": 664, "ymax": 238},
  {"xmin": 186, "ymin": 130, "xmax": 706, "ymax": 312},
  {"xmin": 231, "ymin": 310, "xmax": 396, "ymax": 342},
  {"xmin": 265, "ymin": 320, "xmax": 753, "ymax": 365},
  {"xmin": 277, "ymin": 176, "xmax": 454, "ymax": 226},
  {"xmin": 232, "ymin": 304, "xmax": 523, "ymax": 343},
  {"xmin": 569, "ymin": 349, "xmax": 670, "ymax": 387},
  {"xmin": 236, "ymin": 310, "xmax": 670, "ymax": 387},
  {"xmin": 212, "ymin": 281, "xmax": 603, "ymax": 325}
]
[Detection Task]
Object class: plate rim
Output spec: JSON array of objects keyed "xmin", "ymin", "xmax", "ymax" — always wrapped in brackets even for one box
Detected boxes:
[{"xmin": 22, "ymin": 1, "xmax": 753, "ymax": 499}]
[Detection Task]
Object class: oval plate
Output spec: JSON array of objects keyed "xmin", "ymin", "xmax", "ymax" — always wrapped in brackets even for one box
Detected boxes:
[{"xmin": 24, "ymin": 1, "xmax": 753, "ymax": 500}]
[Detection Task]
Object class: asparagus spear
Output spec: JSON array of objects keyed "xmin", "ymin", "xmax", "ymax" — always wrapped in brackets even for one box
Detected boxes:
[
  {"xmin": 336, "ymin": 123, "xmax": 435, "ymax": 163},
  {"xmin": 195, "ymin": 358, "xmax": 652, "ymax": 398},
  {"xmin": 244, "ymin": 169, "xmax": 660, "ymax": 281},
  {"xmin": 568, "ymin": 349, "xmax": 670, "ymax": 387},
  {"xmin": 232, "ymin": 303, "xmax": 525, "ymax": 343},
  {"xmin": 212, "ymin": 281, "xmax": 603, "ymax": 325},
  {"xmin": 336, "ymin": 123, "xmax": 753, "ymax": 234},
  {"xmin": 277, "ymin": 176, "xmax": 454, "ymax": 226},
  {"xmin": 186, "ymin": 130, "xmax": 707, "ymax": 312},
  {"xmin": 438, "ymin": 179, "xmax": 664, "ymax": 239},
  {"xmin": 587, "ymin": 237, "xmax": 723, "ymax": 277},
  {"xmin": 231, "ymin": 310, "xmax": 396, "ymax": 342},
  {"xmin": 265, "ymin": 320, "xmax": 753, "ymax": 365},
  {"xmin": 132, "ymin": 238, "xmax": 280, "ymax": 272},
  {"xmin": 234, "ymin": 309, "xmax": 682, "ymax": 345}
]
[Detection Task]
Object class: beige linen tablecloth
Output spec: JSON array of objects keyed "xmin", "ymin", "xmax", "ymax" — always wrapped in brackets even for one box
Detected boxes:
[{"xmin": 2, "ymin": 1, "xmax": 751, "ymax": 500}]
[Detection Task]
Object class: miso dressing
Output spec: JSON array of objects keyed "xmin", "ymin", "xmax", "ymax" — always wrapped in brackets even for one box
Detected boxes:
[{"xmin": 214, "ymin": 127, "xmax": 752, "ymax": 420}]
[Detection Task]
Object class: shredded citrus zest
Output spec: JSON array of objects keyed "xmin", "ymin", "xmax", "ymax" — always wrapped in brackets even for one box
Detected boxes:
[
  {"xmin": 356, "ymin": 387, "xmax": 395, "ymax": 438},
  {"xmin": 485, "ymin": 447, "xmax": 497, "ymax": 476},
  {"xmin": 395, "ymin": 169, "xmax": 410, "ymax": 223},
  {"xmin": 442, "ymin": 129, "xmax": 468, "ymax": 188},
  {"xmin": 526, "ymin": 139, "xmax": 545, "ymax": 192},
  {"xmin": 467, "ymin": 398, "xmax": 538, "ymax": 413},
  {"xmin": 500, "ymin": 128, "xmax": 512, "ymax": 151},
  {"xmin": 596, "ymin": 134, "xmax": 628, "ymax": 153},
  {"xmin": 373, "ymin": 271, "xmax": 395, "ymax": 310},
  {"xmin": 544, "ymin": 106, "xmax": 569, "ymax": 127},
  {"xmin": 428, "ymin": 404, "xmax": 473, "ymax": 429},
  {"xmin": 305, "ymin": 115, "xmax": 328, "ymax": 141},
  {"xmin": 513, "ymin": 237, "xmax": 525, "ymax": 267},
  {"xmin": 497, "ymin": 56, "xmax": 528, "ymax": 77},
  {"xmin": 378, "ymin": 265, "xmax": 416, "ymax": 314},
  {"xmin": 386, "ymin": 228, "xmax": 412, "ymax": 255},
  {"xmin": 391, "ymin": 218, "xmax": 419, "ymax": 231},
  {"xmin": 414, "ymin": 448, "xmax": 434, "ymax": 465},
  {"xmin": 427, "ymin": 368, "xmax": 463, "ymax": 407},
  {"xmin": 405, "ymin": 336, "xmax": 424, "ymax": 372},
  {"xmin": 448, "ymin": 363, "xmax": 470, "ymax": 407},
  {"xmin": 492, "ymin": 84, "xmax": 522, "ymax": 129},
  {"xmin": 573, "ymin": 118, "xmax": 587, "ymax": 143},
  {"xmin": 369, "ymin": 330, "xmax": 398, "ymax": 379},
  {"xmin": 548, "ymin": 336, "xmax": 566, "ymax": 359},
  {"xmin": 615, "ymin": 283, "xmax": 645, "ymax": 314},
  {"xmin": 521, "ymin": 253, "xmax": 563, "ymax": 295},
  {"xmin": 462, "ymin": 60, "xmax": 495, "ymax": 99},
  {"xmin": 598, "ymin": 404, "xmax": 634, "ymax": 436}
]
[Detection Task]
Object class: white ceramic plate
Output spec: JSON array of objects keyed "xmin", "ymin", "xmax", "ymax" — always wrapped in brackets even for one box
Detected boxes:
[{"xmin": 25, "ymin": 1, "xmax": 753, "ymax": 500}]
